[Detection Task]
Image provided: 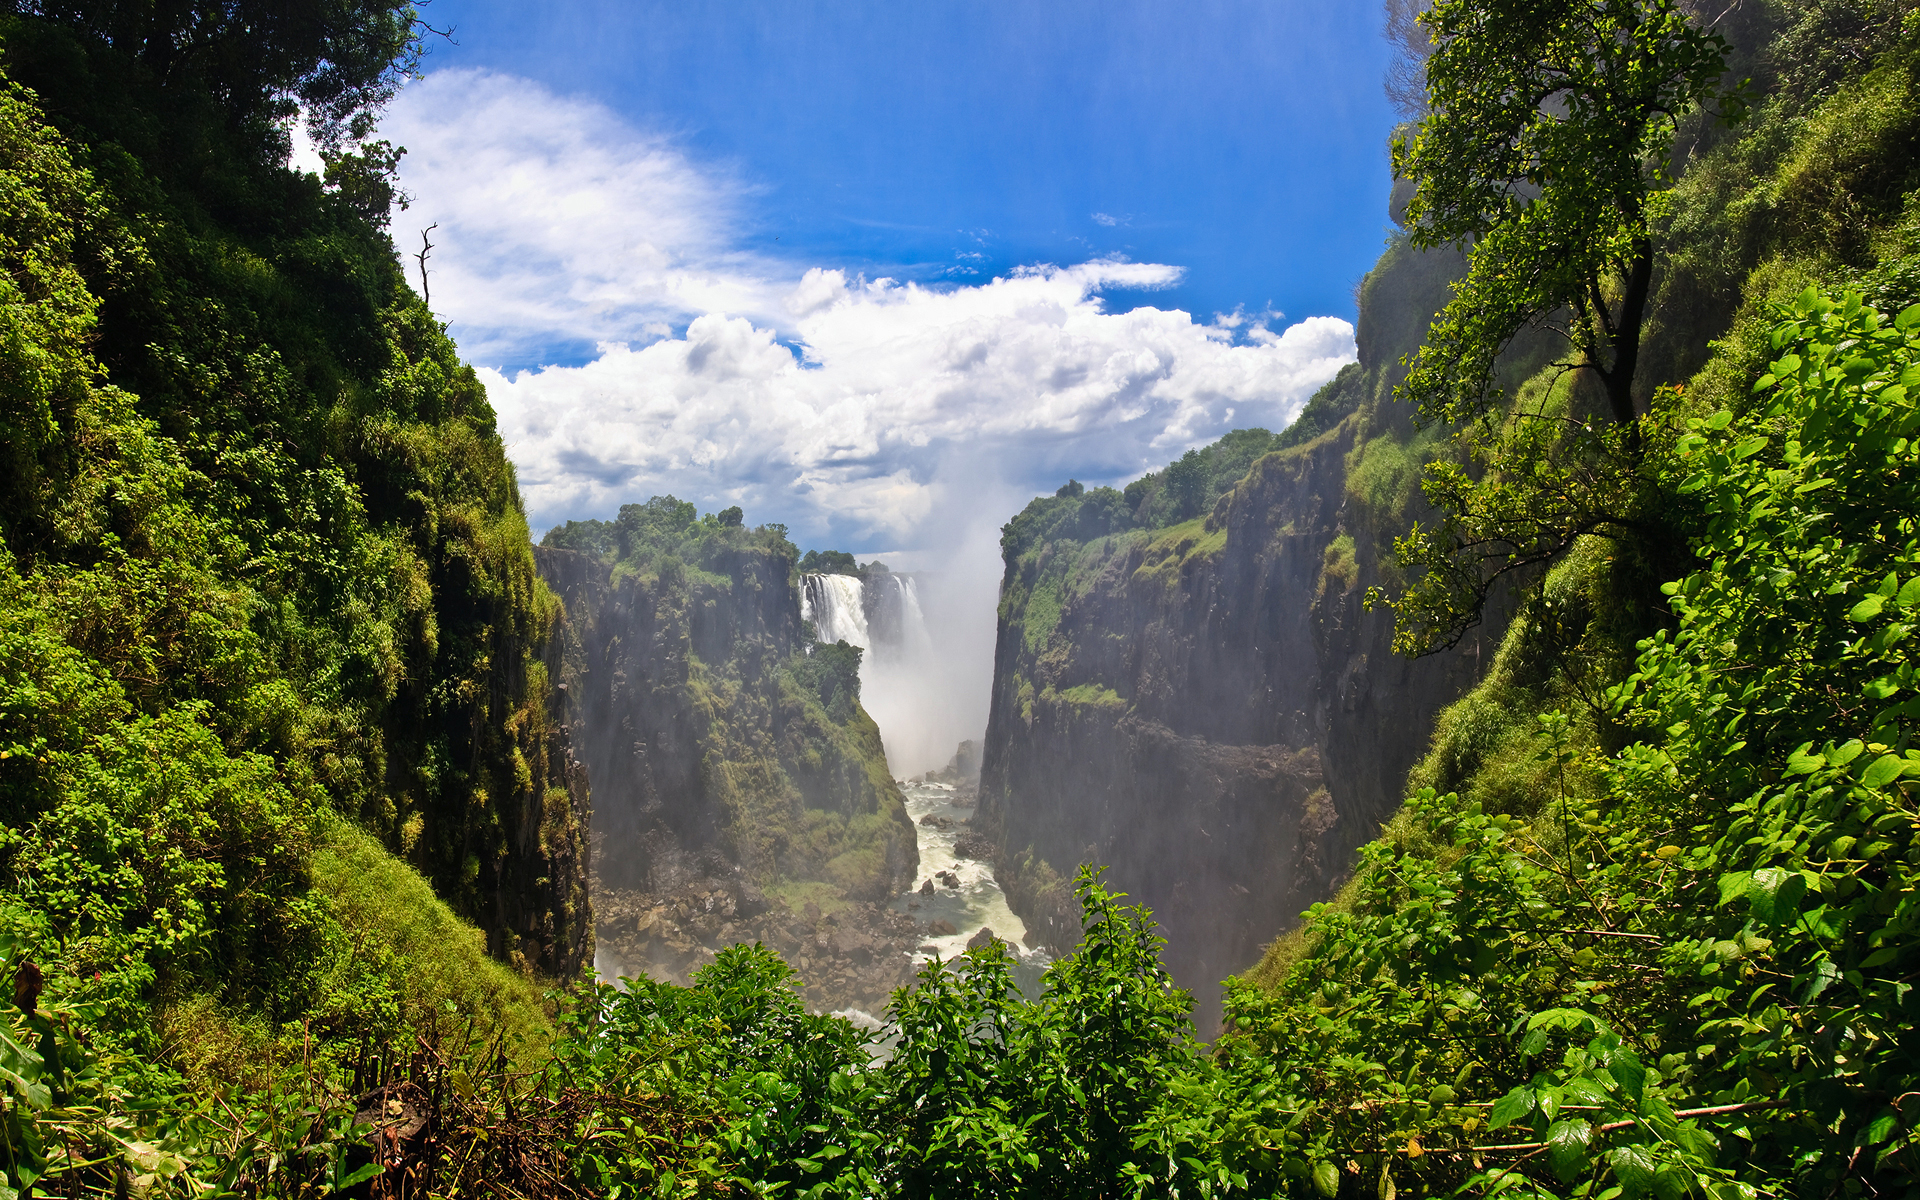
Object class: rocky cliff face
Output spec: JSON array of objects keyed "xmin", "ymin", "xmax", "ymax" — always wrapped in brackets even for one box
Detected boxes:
[
  {"xmin": 979, "ymin": 244, "xmax": 1514, "ymax": 1031},
  {"xmin": 536, "ymin": 545, "xmax": 919, "ymax": 999}
]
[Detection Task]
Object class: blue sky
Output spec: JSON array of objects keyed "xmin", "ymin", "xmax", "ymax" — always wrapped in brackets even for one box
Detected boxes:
[
  {"xmin": 411, "ymin": 0, "xmax": 1397, "ymax": 373},
  {"xmin": 365, "ymin": 1, "xmax": 1396, "ymax": 558}
]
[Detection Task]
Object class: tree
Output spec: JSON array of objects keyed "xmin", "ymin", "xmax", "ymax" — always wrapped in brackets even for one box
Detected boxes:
[
  {"xmin": 2, "ymin": 0, "xmax": 424, "ymax": 146},
  {"xmin": 1379, "ymin": 0, "xmax": 1742, "ymax": 654},
  {"xmin": 1395, "ymin": 0, "xmax": 1739, "ymax": 431}
]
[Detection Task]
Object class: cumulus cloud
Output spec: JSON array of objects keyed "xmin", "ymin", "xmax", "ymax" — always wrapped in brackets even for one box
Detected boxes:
[
  {"xmin": 382, "ymin": 71, "xmax": 786, "ymax": 365},
  {"xmin": 481, "ymin": 267, "xmax": 1353, "ymax": 545},
  {"xmin": 383, "ymin": 69, "xmax": 1356, "ymax": 548}
]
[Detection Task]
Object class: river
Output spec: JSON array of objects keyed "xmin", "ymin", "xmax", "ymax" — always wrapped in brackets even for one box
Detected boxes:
[{"xmin": 886, "ymin": 776, "xmax": 1051, "ymax": 997}]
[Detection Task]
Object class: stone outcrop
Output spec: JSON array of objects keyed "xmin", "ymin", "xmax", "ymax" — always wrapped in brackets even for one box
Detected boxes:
[{"xmin": 977, "ymin": 245, "xmax": 1514, "ymax": 1033}]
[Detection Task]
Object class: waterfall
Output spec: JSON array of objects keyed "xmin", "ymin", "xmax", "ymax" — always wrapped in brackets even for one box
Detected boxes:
[
  {"xmin": 862, "ymin": 574, "xmax": 934, "ymax": 664},
  {"xmin": 800, "ymin": 573, "xmax": 871, "ymax": 648},
  {"xmin": 797, "ymin": 570, "xmax": 948, "ymax": 777},
  {"xmin": 799, "ymin": 572, "xmax": 932, "ymax": 664}
]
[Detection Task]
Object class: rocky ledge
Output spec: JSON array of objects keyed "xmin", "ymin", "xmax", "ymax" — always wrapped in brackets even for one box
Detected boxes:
[{"xmin": 596, "ymin": 884, "xmax": 938, "ymax": 1014}]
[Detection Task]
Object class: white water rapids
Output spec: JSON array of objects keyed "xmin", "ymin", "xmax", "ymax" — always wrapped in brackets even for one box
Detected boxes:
[{"xmin": 890, "ymin": 778, "xmax": 1051, "ymax": 995}]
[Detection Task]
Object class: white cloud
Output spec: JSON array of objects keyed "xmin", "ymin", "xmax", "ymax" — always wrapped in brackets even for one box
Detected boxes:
[
  {"xmin": 383, "ymin": 69, "xmax": 1356, "ymax": 548},
  {"xmin": 382, "ymin": 70, "xmax": 786, "ymax": 364},
  {"xmin": 483, "ymin": 266, "xmax": 1353, "ymax": 545}
]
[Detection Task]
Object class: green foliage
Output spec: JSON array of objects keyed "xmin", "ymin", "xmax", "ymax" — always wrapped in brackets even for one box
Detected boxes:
[
  {"xmin": 542, "ymin": 870, "xmax": 1207, "ymax": 1198},
  {"xmin": 1276, "ymin": 363, "xmax": 1365, "ymax": 450},
  {"xmin": 550, "ymin": 943, "xmax": 869, "ymax": 1196},
  {"xmin": 1121, "ymin": 428, "xmax": 1285, "ymax": 531},
  {"xmin": 0, "ymin": 7, "xmax": 585, "ymax": 1178},
  {"xmin": 789, "ymin": 639, "xmax": 863, "ymax": 722},
  {"xmin": 307, "ymin": 816, "xmax": 552, "ymax": 1059},
  {"xmin": 540, "ymin": 517, "xmax": 616, "ymax": 559},
  {"xmin": 1397, "ymin": 0, "xmax": 1741, "ymax": 428},
  {"xmin": 1232, "ymin": 289, "xmax": 1920, "ymax": 1197},
  {"xmin": 1378, "ymin": 371, "xmax": 1669, "ymax": 656},
  {"xmin": 1376, "ymin": 0, "xmax": 1751, "ymax": 657},
  {"xmin": 1384, "ymin": 2, "xmax": 1920, "ymax": 658},
  {"xmin": 0, "ymin": 0, "xmax": 424, "ymax": 149},
  {"xmin": 1000, "ymin": 428, "xmax": 1287, "ymax": 567},
  {"xmin": 798, "ymin": 548, "xmax": 859, "ymax": 575},
  {"xmin": 543, "ymin": 494, "xmax": 799, "ymax": 582},
  {"xmin": 616, "ymin": 494, "xmax": 698, "ymax": 560}
]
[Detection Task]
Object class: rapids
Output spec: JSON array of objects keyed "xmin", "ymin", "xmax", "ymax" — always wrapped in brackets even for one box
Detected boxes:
[
  {"xmin": 801, "ymin": 569, "xmax": 1052, "ymax": 995},
  {"xmin": 890, "ymin": 776, "xmax": 1051, "ymax": 996}
]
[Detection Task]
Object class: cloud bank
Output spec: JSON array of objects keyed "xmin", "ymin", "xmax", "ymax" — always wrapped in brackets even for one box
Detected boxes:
[{"xmin": 381, "ymin": 69, "xmax": 1357, "ymax": 549}]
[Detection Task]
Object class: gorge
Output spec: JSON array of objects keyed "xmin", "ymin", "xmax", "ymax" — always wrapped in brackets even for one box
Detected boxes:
[
  {"xmin": 3, "ymin": 0, "xmax": 1916, "ymax": 1191},
  {"xmin": 536, "ymin": 525, "xmax": 1043, "ymax": 1014}
]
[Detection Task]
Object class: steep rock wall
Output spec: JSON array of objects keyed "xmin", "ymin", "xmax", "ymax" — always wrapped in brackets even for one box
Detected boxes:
[
  {"xmin": 979, "ymin": 245, "xmax": 1514, "ymax": 1030},
  {"xmin": 536, "ymin": 546, "xmax": 918, "ymax": 988}
]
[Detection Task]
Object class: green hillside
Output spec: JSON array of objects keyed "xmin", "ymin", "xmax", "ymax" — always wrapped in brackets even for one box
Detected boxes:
[{"xmin": 0, "ymin": 2, "xmax": 584, "ymax": 1191}]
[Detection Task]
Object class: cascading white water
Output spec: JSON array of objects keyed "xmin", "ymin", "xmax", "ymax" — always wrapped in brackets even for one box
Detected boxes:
[{"xmin": 800, "ymin": 573, "xmax": 871, "ymax": 648}]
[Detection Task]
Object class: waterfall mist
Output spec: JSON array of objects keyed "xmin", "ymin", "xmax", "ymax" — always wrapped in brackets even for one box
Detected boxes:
[{"xmin": 800, "ymin": 491, "xmax": 1011, "ymax": 778}]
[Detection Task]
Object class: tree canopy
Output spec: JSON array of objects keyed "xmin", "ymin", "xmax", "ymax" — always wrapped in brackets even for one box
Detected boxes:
[
  {"xmin": 1378, "ymin": 0, "xmax": 1745, "ymax": 656},
  {"xmin": 1395, "ymin": 0, "xmax": 1740, "ymax": 429},
  {"xmin": 1, "ymin": 0, "xmax": 423, "ymax": 145}
]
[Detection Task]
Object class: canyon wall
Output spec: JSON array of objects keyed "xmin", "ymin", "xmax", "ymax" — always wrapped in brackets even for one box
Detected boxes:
[
  {"xmin": 978, "ymin": 242, "xmax": 1517, "ymax": 1030},
  {"xmin": 536, "ymin": 543, "xmax": 921, "ymax": 1004}
]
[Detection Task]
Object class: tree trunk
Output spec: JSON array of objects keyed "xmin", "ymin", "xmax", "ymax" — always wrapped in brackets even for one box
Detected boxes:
[{"xmin": 1607, "ymin": 239, "xmax": 1653, "ymax": 430}]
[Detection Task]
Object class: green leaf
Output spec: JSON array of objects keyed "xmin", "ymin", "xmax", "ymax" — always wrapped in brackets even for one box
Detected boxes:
[
  {"xmin": 1862, "ymin": 753, "xmax": 1905, "ymax": 789},
  {"xmin": 1786, "ymin": 745, "xmax": 1825, "ymax": 776},
  {"xmin": 1546, "ymin": 1119, "xmax": 1594, "ymax": 1182},
  {"xmin": 1748, "ymin": 867, "xmax": 1805, "ymax": 928},
  {"xmin": 1652, "ymin": 1164, "xmax": 1693, "ymax": 1200},
  {"xmin": 1706, "ymin": 410, "xmax": 1733, "ymax": 430},
  {"xmin": 1609, "ymin": 1144, "xmax": 1656, "ymax": 1197},
  {"xmin": 1312, "ymin": 1160, "xmax": 1340, "ymax": 1198},
  {"xmin": 1716, "ymin": 872, "xmax": 1753, "ymax": 907},
  {"xmin": 337, "ymin": 1163, "xmax": 383, "ymax": 1188},
  {"xmin": 1898, "ymin": 576, "xmax": 1920, "ymax": 610},
  {"xmin": 1609, "ymin": 1052, "xmax": 1646, "ymax": 1102},
  {"xmin": 1527, "ymin": 1007, "xmax": 1602, "ymax": 1033},
  {"xmin": 1850, "ymin": 594, "xmax": 1886, "ymax": 623},
  {"xmin": 1866, "ymin": 1111, "xmax": 1898, "ymax": 1145},
  {"xmin": 1490, "ymin": 1085, "xmax": 1536, "ymax": 1131}
]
